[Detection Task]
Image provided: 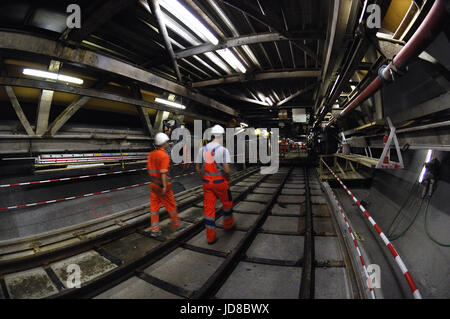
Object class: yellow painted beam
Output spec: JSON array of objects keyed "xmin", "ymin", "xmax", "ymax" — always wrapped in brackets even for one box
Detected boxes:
[{"xmin": 382, "ymin": 0, "xmax": 412, "ymax": 33}]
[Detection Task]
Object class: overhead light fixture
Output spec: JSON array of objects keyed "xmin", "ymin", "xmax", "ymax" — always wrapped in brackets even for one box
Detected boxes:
[
  {"xmin": 418, "ymin": 166, "xmax": 427, "ymax": 184},
  {"xmin": 418, "ymin": 149, "xmax": 433, "ymax": 183},
  {"xmin": 240, "ymin": 122, "xmax": 248, "ymax": 127},
  {"xmin": 23, "ymin": 68, "xmax": 83, "ymax": 85},
  {"xmin": 425, "ymin": 149, "xmax": 433, "ymax": 163},
  {"xmin": 162, "ymin": 12, "xmax": 200, "ymax": 45},
  {"xmin": 265, "ymin": 97, "xmax": 273, "ymax": 106},
  {"xmin": 216, "ymin": 49, "xmax": 246, "ymax": 73},
  {"xmin": 159, "ymin": 11, "xmax": 231, "ymax": 74},
  {"xmin": 204, "ymin": 52, "xmax": 231, "ymax": 73},
  {"xmin": 234, "ymin": 127, "xmax": 245, "ymax": 136},
  {"xmin": 155, "ymin": 97, "xmax": 186, "ymax": 109},
  {"xmin": 350, "ymin": 85, "xmax": 356, "ymax": 91},
  {"xmin": 159, "ymin": 0, "xmax": 218, "ymax": 45},
  {"xmin": 257, "ymin": 93, "xmax": 265, "ymax": 102}
]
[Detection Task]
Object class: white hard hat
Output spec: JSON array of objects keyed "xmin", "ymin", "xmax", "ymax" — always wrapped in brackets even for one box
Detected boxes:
[
  {"xmin": 210, "ymin": 125, "xmax": 225, "ymax": 135},
  {"xmin": 154, "ymin": 132, "xmax": 170, "ymax": 146}
]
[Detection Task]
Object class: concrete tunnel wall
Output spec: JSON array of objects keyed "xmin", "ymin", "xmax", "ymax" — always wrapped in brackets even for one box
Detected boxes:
[{"xmin": 335, "ymin": 149, "xmax": 450, "ymax": 298}]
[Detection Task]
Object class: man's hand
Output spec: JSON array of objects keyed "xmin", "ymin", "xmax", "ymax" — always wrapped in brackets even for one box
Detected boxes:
[
  {"xmin": 161, "ymin": 172, "xmax": 167, "ymax": 196},
  {"xmin": 195, "ymin": 164, "xmax": 202, "ymax": 178},
  {"xmin": 223, "ymin": 163, "xmax": 231, "ymax": 181}
]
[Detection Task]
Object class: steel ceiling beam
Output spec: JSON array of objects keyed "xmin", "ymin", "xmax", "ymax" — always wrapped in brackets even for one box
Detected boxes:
[
  {"xmin": 0, "ymin": 31, "xmax": 237, "ymax": 117},
  {"xmin": 220, "ymin": 0, "xmax": 321, "ymax": 63},
  {"xmin": 64, "ymin": 0, "xmax": 136, "ymax": 43},
  {"xmin": 0, "ymin": 77, "xmax": 228, "ymax": 125},
  {"xmin": 276, "ymin": 83, "xmax": 319, "ymax": 106},
  {"xmin": 214, "ymin": 89, "xmax": 268, "ymax": 106},
  {"xmin": 149, "ymin": 0, "xmax": 183, "ymax": 82},
  {"xmin": 192, "ymin": 69, "xmax": 321, "ymax": 87},
  {"xmin": 175, "ymin": 32, "xmax": 283, "ymax": 59},
  {"xmin": 175, "ymin": 31, "xmax": 325, "ymax": 60}
]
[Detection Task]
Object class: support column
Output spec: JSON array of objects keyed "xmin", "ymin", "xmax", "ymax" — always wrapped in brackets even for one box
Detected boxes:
[
  {"xmin": 46, "ymin": 96, "xmax": 91, "ymax": 136},
  {"xmin": 131, "ymin": 84, "xmax": 155, "ymax": 137},
  {"xmin": 153, "ymin": 110, "xmax": 169, "ymax": 132},
  {"xmin": 4, "ymin": 86, "xmax": 35, "ymax": 136},
  {"xmin": 46, "ymin": 80, "xmax": 107, "ymax": 136},
  {"xmin": 36, "ymin": 60, "xmax": 61, "ymax": 136}
]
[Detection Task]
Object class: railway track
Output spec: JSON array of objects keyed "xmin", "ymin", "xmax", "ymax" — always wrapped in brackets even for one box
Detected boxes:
[{"xmin": 0, "ymin": 166, "xmax": 364, "ymax": 299}]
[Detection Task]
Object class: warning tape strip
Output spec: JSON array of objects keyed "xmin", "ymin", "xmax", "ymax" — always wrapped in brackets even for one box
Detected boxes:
[
  {"xmin": 0, "ymin": 172, "xmax": 196, "ymax": 211},
  {"xmin": 37, "ymin": 156, "xmax": 146, "ymax": 164},
  {"xmin": 330, "ymin": 189, "xmax": 376, "ymax": 299},
  {"xmin": 321, "ymin": 158, "xmax": 422, "ymax": 299},
  {"xmin": 0, "ymin": 168, "xmax": 147, "ymax": 188},
  {"xmin": 0, "ymin": 162, "xmax": 192, "ymax": 189}
]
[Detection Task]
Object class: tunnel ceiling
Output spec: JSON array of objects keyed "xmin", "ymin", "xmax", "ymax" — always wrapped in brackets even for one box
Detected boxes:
[{"xmin": 0, "ymin": 0, "xmax": 401, "ymax": 129}]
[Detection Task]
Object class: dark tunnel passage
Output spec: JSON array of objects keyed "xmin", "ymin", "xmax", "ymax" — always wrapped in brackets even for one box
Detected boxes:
[{"xmin": 0, "ymin": 0, "xmax": 448, "ymax": 306}]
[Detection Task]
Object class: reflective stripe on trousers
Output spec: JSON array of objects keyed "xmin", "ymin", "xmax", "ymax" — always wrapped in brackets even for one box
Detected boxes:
[
  {"xmin": 150, "ymin": 214, "xmax": 160, "ymax": 233},
  {"xmin": 222, "ymin": 208, "xmax": 234, "ymax": 230},
  {"xmin": 204, "ymin": 216, "xmax": 216, "ymax": 229}
]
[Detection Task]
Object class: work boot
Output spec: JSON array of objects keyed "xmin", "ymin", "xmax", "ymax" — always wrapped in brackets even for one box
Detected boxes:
[
  {"xmin": 224, "ymin": 223, "xmax": 236, "ymax": 232},
  {"xmin": 171, "ymin": 220, "xmax": 187, "ymax": 232},
  {"xmin": 150, "ymin": 231, "xmax": 162, "ymax": 238},
  {"xmin": 207, "ymin": 237, "xmax": 218, "ymax": 245}
]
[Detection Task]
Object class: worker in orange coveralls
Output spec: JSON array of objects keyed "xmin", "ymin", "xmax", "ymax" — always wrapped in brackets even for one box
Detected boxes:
[
  {"xmin": 195, "ymin": 125, "xmax": 234, "ymax": 245},
  {"xmin": 147, "ymin": 132, "xmax": 181, "ymax": 237}
]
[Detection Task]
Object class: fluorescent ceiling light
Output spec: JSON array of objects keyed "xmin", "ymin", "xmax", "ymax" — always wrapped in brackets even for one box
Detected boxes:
[
  {"xmin": 162, "ymin": 13, "xmax": 200, "ymax": 45},
  {"xmin": 155, "ymin": 97, "xmax": 186, "ymax": 109},
  {"xmin": 425, "ymin": 149, "xmax": 433, "ymax": 163},
  {"xmin": 204, "ymin": 52, "xmax": 231, "ymax": 73},
  {"xmin": 257, "ymin": 93, "xmax": 265, "ymax": 102},
  {"xmin": 234, "ymin": 127, "xmax": 245, "ymax": 136},
  {"xmin": 265, "ymin": 97, "xmax": 273, "ymax": 106},
  {"xmin": 23, "ymin": 68, "xmax": 83, "ymax": 85},
  {"xmin": 216, "ymin": 49, "xmax": 246, "ymax": 73},
  {"xmin": 161, "ymin": 12, "xmax": 230, "ymax": 74},
  {"xmin": 419, "ymin": 149, "xmax": 433, "ymax": 183},
  {"xmin": 350, "ymin": 85, "xmax": 356, "ymax": 91},
  {"xmin": 418, "ymin": 166, "xmax": 427, "ymax": 183},
  {"xmin": 240, "ymin": 122, "xmax": 248, "ymax": 127},
  {"xmin": 160, "ymin": 0, "xmax": 218, "ymax": 45}
]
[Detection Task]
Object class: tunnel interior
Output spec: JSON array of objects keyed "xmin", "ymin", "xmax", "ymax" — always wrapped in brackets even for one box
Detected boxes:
[{"xmin": 0, "ymin": 0, "xmax": 449, "ymax": 301}]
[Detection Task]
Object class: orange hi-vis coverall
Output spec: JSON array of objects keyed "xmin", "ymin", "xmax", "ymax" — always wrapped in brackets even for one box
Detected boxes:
[
  {"xmin": 147, "ymin": 148, "xmax": 181, "ymax": 234},
  {"xmin": 201, "ymin": 144, "xmax": 234, "ymax": 243}
]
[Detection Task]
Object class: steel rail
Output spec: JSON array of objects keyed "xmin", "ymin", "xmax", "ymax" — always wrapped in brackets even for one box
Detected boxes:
[
  {"xmin": 299, "ymin": 167, "xmax": 314, "ymax": 298},
  {"xmin": 50, "ymin": 168, "xmax": 267, "ymax": 298},
  {"xmin": 0, "ymin": 168, "xmax": 258, "ymax": 276},
  {"xmin": 192, "ymin": 168, "xmax": 292, "ymax": 298}
]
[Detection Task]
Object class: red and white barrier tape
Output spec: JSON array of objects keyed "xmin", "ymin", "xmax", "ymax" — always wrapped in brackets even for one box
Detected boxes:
[
  {"xmin": 0, "ymin": 168, "xmax": 147, "ymax": 188},
  {"xmin": 330, "ymin": 189, "xmax": 376, "ymax": 299},
  {"xmin": 0, "ymin": 182, "xmax": 150, "ymax": 211},
  {"xmin": 37, "ymin": 156, "xmax": 146, "ymax": 164},
  {"xmin": 1, "ymin": 163, "xmax": 192, "ymax": 188},
  {"xmin": 0, "ymin": 172, "xmax": 196, "ymax": 211},
  {"xmin": 321, "ymin": 158, "xmax": 422, "ymax": 299}
]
